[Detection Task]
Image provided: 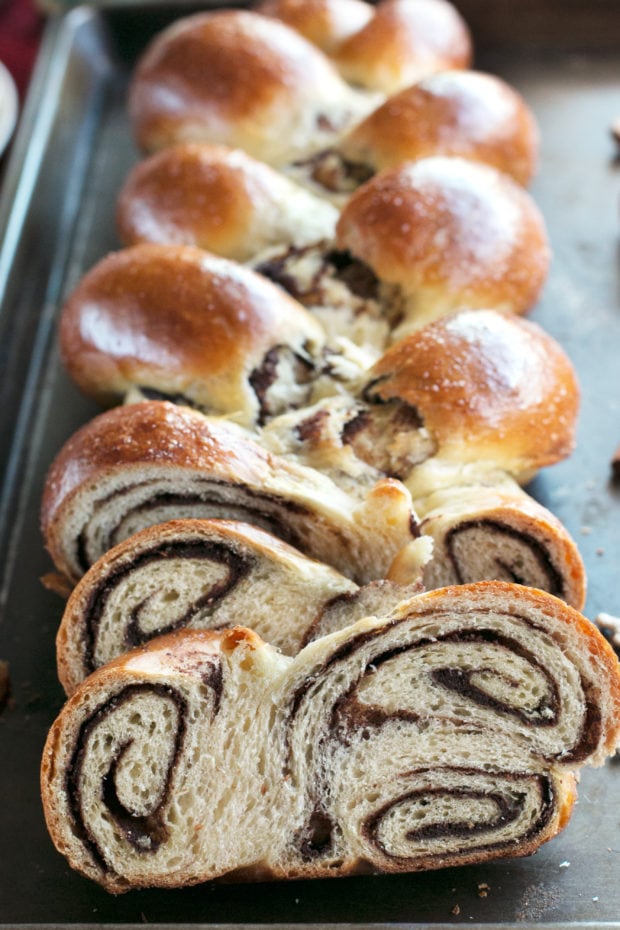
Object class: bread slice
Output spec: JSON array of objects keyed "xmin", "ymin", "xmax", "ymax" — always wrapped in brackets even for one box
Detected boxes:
[
  {"xmin": 405, "ymin": 475, "xmax": 587, "ymax": 610},
  {"xmin": 56, "ymin": 517, "xmax": 423, "ymax": 695},
  {"xmin": 41, "ymin": 581, "xmax": 620, "ymax": 892},
  {"xmin": 41, "ymin": 400, "xmax": 420, "ymax": 586}
]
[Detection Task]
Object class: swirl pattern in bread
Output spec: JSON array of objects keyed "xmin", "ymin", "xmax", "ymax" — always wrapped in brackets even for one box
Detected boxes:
[
  {"xmin": 55, "ymin": 517, "xmax": 424, "ymax": 694},
  {"xmin": 41, "ymin": 582, "xmax": 620, "ymax": 891},
  {"xmin": 41, "ymin": 401, "xmax": 420, "ymax": 586},
  {"xmin": 406, "ymin": 476, "xmax": 587, "ymax": 610}
]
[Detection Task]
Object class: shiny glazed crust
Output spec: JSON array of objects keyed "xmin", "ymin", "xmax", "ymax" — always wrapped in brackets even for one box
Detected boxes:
[
  {"xmin": 364, "ymin": 309, "xmax": 580, "ymax": 476},
  {"xmin": 58, "ymin": 243, "xmax": 324, "ymax": 422},
  {"xmin": 116, "ymin": 144, "xmax": 338, "ymax": 260},
  {"xmin": 41, "ymin": 582, "xmax": 620, "ymax": 891},
  {"xmin": 336, "ymin": 157, "xmax": 550, "ymax": 324},
  {"xmin": 333, "ymin": 0, "xmax": 472, "ymax": 93},
  {"xmin": 339, "ymin": 70, "xmax": 539, "ymax": 186},
  {"xmin": 129, "ymin": 9, "xmax": 375, "ymax": 164},
  {"xmin": 256, "ymin": 0, "xmax": 373, "ymax": 52}
]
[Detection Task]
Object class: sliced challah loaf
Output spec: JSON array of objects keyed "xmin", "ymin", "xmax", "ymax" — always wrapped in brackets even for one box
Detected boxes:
[
  {"xmin": 55, "ymin": 517, "xmax": 423, "ymax": 694},
  {"xmin": 41, "ymin": 582, "xmax": 620, "ymax": 892},
  {"xmin": 41, "ymin": 401, "xmax": 421, "ymax": 586}
]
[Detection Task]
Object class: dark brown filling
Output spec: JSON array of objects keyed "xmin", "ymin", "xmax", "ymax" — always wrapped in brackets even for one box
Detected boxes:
[
  {"xmin": 288, "ymin": 611, "xmax": 598, "ymax": 773},
  {"xmin": 341, "ymin": 400, "xmax": 436, "ymax": 479},
  {"xmin": 362, "ymin": 768, "xmax": 554, "ymax": 860},
  {"xmin": 295, "ymin": 805, "xmax": 336, "ymax": 861},
  {"xmin": 76, "ymin": 480, "xmax": 314, "ymax": 574},
  {"xmin": 255, "ymin": 244, "xmax": 380, "ymax": 306},
  {"xmin": 81, "ymin": 539, "xmax": 254, "ymax": 677},
  {"xmin": 249, "ymin": 344, "xmax": 315, "ymax": 425},
  {"xmin": 292, "ymin": 148, "xmax": 374, "ymax": 193},
  {"xmin": 444, "ymin": 520, "xmax": 566, "ymax": 598},
  {"xmin": 136, "ymin": 387, "xmax": 201, "ymax": 410},
  {"xmin": 66, "ymin": 683, "xmax": 188, "ymax": 877}
]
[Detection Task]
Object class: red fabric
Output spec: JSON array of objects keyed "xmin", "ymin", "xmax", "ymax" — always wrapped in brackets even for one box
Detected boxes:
[{"xmin": 0, "ymin": 0, "xmax": 44, "ymax": 100}]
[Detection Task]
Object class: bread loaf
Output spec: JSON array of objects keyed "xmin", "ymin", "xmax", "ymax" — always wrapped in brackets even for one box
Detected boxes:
[{"xmin": 41, "ymin": 582, "xmax": 620, "ymax": 891}]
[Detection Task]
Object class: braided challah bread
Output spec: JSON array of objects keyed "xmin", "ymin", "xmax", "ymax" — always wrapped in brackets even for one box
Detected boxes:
[
  {"xmin": 59, "ymin": 244, "xmax": 336, "ymax": 424},
  {"xmin": 262, "ymin": 309, "xmax": 579, "ymax": 483},
  {"xmin": 41, "ymin": 582, "xmax": 620, "ymax": 891},
  {"xmin": 56, "ymin": 517, "xmax": 423, "ymax": 695},
  {"xmin": 41, "ymin": 401, "xmax": 421, "ymax": 586},
  {"xmin": 129, "ymin": 9, "xmax": 378, "ymax": 163},
  {"xmin": 318, "ymin": 70, "xmax": 539, "ymax": 193},
  {"xmin": 255, "ymin": 156, "xmax": 550, "ymax": 349},
  {"xmin": 116, "ymin": 144, "xmax": 338, "ymax": 259}
]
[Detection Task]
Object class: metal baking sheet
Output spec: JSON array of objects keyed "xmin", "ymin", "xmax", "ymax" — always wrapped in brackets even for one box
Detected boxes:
[{"xmin": 0, "ymin": 3, "xmax": 619, "ymax": 926}]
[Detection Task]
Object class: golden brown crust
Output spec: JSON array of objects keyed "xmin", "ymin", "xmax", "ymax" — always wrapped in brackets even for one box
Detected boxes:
[
  {"xmin": 116, "ymin": 143, "xmax": 337, "ymax": 259},
  {"xmin": 256, "ymin": 0, "xmax": 373, "ymax": 52},
  {"xmin": 58, "ymin": 243, "xmax": 323, "ymax": 415},
  {"xmin": 128, "ymin": 9, "xmax": 370, "ymax": 164},
  {"xmin": 117, "ymin": 144, "xmax": 284, "ymax": 257},
  {"xmin": 40, "ymin": 402, "xmax": 285, "ymax": 555},
  {"xmin": 365, "ymin": 309, "xmax": 580, "ymax": 475},
  {"xmin": 339, "ymin": 70, "xmax": 539, "ymax": 186},
  {"xmin": 336, "ymin": 157, "xmax": 550, "ymax": 318},
  {"xmin": 333, "ymin": 0, "xmax": 472, "ymax": 93}
]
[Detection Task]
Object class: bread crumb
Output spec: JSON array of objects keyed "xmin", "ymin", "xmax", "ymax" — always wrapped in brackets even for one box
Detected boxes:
[
  {"xmin": 477, "ymin": 882, "xmax": 490, "ymax": 898},
  {"xmin": 451, "ymin": 904, "xmax": 460, "ymax": 915},
  {"xmin": 559, "ymin": 860, "xmax": 570, "ymax": 868}
]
